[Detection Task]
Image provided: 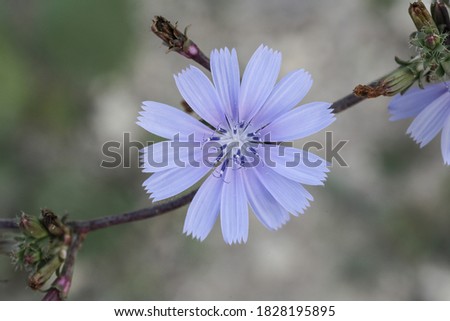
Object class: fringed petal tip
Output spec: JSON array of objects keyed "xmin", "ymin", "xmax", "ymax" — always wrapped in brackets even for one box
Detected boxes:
[
  {"xmin": 258, "ymin": 43, "xmax": 281, "ymax": 56},
  {"xmin": 223, "ymin": 236, "xmax": 247, "ymax": 245},
  {"xmin": 210, "ymin": 47, "xmax": 236, "ymax": 58},
  {"xmin": 184, "ymin": 228, "xmax": 247, "ymax": 245},
  {"xmin": 268, "ymin": 215, "xmax": 291, "ymax": 232},
  {"xmin": 183, "ymin": 230, "xmax": 207, "ymax": 242}
]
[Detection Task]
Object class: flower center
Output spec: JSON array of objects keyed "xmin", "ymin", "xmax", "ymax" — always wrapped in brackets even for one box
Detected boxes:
[{"xmin": 206, "ymin": 120, "xmax": 262, "ymax": 176}]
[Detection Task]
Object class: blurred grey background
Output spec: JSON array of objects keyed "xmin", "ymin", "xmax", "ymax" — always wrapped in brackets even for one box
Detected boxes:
[{"xmin": 1, "ymin": 0, "xmax": 449, "ymax": 300}]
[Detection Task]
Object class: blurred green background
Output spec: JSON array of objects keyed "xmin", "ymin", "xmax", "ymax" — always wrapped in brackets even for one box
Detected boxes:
[{"xmin": 1, "ymin": 0, "xmax": 449, "ymax": 300}]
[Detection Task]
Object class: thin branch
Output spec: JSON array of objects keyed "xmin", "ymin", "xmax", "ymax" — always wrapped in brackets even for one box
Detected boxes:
[
  {"xmin": 70, "ymin": 189, "xmax": 197, "ymax": 234},
  {"xmin": 0, "ymin": 218, "xmax": 18, "ymax": 230},
  {"xmin": 0, "ymin": 190, "xmax": 197, "ymax": 234},
  {"xmin": 331, "ymin": 80, "xmax": 381, "ymax": 113},
  {"xmin": 61, "ymin": 233, "xmax": 84, "ymax": 280}
]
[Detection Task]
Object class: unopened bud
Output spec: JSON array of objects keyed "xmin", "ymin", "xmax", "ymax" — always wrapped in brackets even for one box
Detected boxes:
[
  {"xmin": 354, "ymin": 64, "xmax": 420, "ymax": 98},
  {"xmin": 381, "ymin": 65, "xmax": 420, "ymax": 96},
  {"xmin": 431, "ymin": 1, "xmax": 450, "ymax": 32},
  {"xmin": 18, "ymin": 213, "xmax": 48, "ymax": 239},
  {"xmin": 41, "ymin": 209, "xmax": 66, "ymax": 237},
  {"xmin": 28, "ymin": 255, "xmax": 63, "ymax": 290},
  {"xmin": 151, "ymin": 16, "xmax": 188, "ymax": 54},
  {"xmin": 151, "ymin": 16, "xmax": 210, "ymax": 70},
  {"xmin": 23, "ymin": 246, "xmax": 42, "ymax": 265},
  {"xmin": 409, "ymin": 2, "xmax": 438, "ymax": 32},
  {"xmin": 425, "ymin": 33, "xmax": 441, "ymax": 49}
]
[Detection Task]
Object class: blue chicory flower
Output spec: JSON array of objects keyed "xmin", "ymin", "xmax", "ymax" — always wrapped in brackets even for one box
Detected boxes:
[
  {"xmin": 138, "ymin": 45, "xmax": 335, "ymax": 244},
  {"xmin": 388, "ymin": 82, "xmax": 450, "ymax": 165}
]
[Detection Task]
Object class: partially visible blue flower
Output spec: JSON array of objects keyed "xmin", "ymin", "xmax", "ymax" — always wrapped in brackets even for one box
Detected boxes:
[
  {"xmin": 138, "ymin": 44, "xmax": 335, "ymax": 244},
  {"xmin": 389, "ymin": 82, "xmax": 450, "ymax": 165}
]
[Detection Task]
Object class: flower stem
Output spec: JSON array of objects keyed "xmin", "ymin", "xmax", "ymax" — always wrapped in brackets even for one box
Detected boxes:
[
  {"xmin": 0, "ymin": 191, "xmax": 197, "ymax": 233},
  {"xmin": 70, "ymin": 189, "xmax": 197, "ymax": 234},
  {"xmin": 0, "ymin": 219, "xmax": 19, "ymax": 229}
]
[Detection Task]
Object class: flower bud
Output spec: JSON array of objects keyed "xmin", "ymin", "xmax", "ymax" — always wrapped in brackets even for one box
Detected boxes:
[
  {"xmin": 354, "ymin": 63, "xmax": 420, "ymax": 98},
  {"xmin": 23, "ymin": 245, "xmax": 42, "ymax": 266},
  {"xmin": 409, "ymin": 2, "xmax": 438, "ymax": 32},
  {"xmin": 151, "ymin": 16, "xmax": 188, "ymax": 54},
  {"xmin": 381, "ymin": 65, "xmax": 420, "ymax": 96},
  {"xmin": 425, "ymin": 33, "xmax": 441, "ymax": 49},
  {"xmin": 151, "ymin": 16, "xmax": 210, "ymax": 69},
  {"xmin": 431, "ymin": 1, "xmax": 450, "ymax": 33},
  {"xmin": 28, "ymin": 255, "xmax": 63, "ymax": 290},
  {"xmin": 41, "ymin": 209, "xmax": 66, "ymax": 237},
  {"xmin": 18, "ymin": 213, "xmax": 48, "ymax": 239}
]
